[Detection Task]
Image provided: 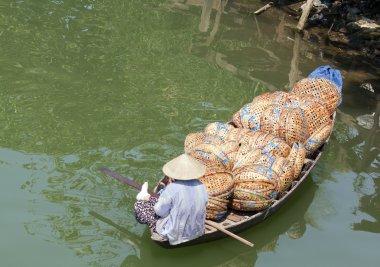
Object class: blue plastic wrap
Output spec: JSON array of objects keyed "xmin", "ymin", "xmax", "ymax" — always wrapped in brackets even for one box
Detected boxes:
[{"xmin": 307, "ymin": 65, "xmax": 342, "ymax": 105}]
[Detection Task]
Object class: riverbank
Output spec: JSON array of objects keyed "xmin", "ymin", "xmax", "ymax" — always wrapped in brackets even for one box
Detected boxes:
[
  {"xmin": 286, "ymin": 0, "xmax": 379, "ymax": 60},
  {"xmin": 230, "ymin": 0, "xmax": 379, "ymax": 97}
]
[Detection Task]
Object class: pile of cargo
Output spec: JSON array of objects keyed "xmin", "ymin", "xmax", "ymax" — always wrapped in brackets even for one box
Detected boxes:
[{"xmin": 184, "ymin": 75, "xmax": 342, "ymax": 220}]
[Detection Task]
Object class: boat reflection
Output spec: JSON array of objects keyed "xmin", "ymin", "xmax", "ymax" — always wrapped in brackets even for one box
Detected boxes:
[{"xmin": 118, "ymin": 178, "xmax": 318, "ymax": 267}]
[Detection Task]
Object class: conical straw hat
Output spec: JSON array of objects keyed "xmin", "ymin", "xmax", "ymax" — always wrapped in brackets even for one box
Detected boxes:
[{"xmin": 162, "ymin": 154, "xmax": 206, "ymax": 180}]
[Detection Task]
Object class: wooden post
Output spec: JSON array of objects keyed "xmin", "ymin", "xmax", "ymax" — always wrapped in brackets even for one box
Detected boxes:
[
  {"xmin": 199, "ymin": 0, "xmax": 213, "ymax": 32},
  {"xmin": 254, "ymin": 2, "xmax": 273, "ymax": 15},
  {"xmin": 288, "ymin": 32, "xmax": 301, "ymax": 88},
  {"xmin": 297, "ymin": 0, "xmax": 314, "ymax": 31}
]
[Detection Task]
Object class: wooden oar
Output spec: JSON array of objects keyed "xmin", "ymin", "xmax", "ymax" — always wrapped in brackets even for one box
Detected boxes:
[
  {"xmin": 204, "ymin": 219, "xmax": 254, "ymax": 247},
  {"xmin": 99, "ymin": 167, "xmax": 159, "ymax": 198},
  {"xmin": 99, "ymin": 167, "xmax": 254, "ymax": 247}
]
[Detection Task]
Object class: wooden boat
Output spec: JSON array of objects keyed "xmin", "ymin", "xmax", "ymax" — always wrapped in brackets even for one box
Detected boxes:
[{"xmin": 150, "ymin": 113, "xmax": 336, "ymax": 248}]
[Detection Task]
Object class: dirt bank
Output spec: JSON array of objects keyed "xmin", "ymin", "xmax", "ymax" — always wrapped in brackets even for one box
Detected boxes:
[{"xmin": 284, "ymin": 0, "xmax": 380, "ymax": 59}]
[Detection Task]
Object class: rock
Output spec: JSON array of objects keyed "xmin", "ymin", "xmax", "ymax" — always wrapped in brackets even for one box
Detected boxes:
[
  {"xmin": 310, "ymin": 13, "xmax": 324, "ymax": 22},
  {"xmin": 347, "ymin": 7, "xmax": 361, "ymax": 22},
  {"xmin": 339, "ymin": 27, "xmax": 348, "ymax": 33},
  {"xmin": 347, "ymin": 18, "xmax": 380, "ymax": 32},
  {"xmin": 356, "ymin": 113, "xmax": 379, "ymax": 130},
  {"xmin": 355, "ymin": 19, "xmax": 380, "ymax": 30},
  {"xmin": 348, "ymin": 7, "xmax": 360, "ymax": 15},
  {"xmin": 369, "ymin": 31, "xmax": 380, "ymax": 40},
  {"xmin": 360, "ymin": 83, "xmax": 375, "ymax": 93},
  {"xmin": 346, "ymin": 22, "xmax": 359, "ymax": 32},
  {"xmin": 300, "ymin": 0, "xmax": 328, "ymax": 12},
  {"xmin": 332, "ymin": 1, "xmax": 342, "ymax": 8},
  {"xmin": 328, "ymin": 32, "xmax": 350, "ymax": 47}
]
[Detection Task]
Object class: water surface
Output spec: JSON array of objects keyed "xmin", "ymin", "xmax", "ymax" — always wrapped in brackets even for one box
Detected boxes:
[{"xmin": 0, "ymin": 1, "xmax": 379, "ymax": 266}]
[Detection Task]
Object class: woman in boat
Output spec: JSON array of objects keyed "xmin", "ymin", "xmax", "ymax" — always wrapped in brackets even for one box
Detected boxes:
[{"xmin": 134, "ymin": 153, "xmax": 208, "ymax": 245}]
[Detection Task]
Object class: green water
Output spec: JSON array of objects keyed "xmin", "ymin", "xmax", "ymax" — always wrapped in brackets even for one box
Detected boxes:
[{"xmin": 0, "ymin": 0, "xmax": 379, "ymax": 266}]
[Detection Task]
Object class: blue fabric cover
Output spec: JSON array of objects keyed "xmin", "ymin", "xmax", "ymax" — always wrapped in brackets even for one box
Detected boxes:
[{"xmin": 307, "ymin": 65, "xmax": 342, "ymax": 105}]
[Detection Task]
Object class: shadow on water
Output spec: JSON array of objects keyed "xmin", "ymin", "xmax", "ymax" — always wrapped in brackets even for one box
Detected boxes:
[
  {"xmin": 340, "ymin": 100, "xmax": 379, "ymax": 233},
  {"xmin": 319, "ymin": 90, "xmax": 379, "ymax": 234}
]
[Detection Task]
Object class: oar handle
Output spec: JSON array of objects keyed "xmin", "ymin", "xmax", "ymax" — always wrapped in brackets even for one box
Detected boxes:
[
  {"xmin": 205, "ymin": 220, "xmax": 254, "ymax": 247},
  {"xmin": 99, "ymin": 167, "xmax": 159, "ymax": 198}
]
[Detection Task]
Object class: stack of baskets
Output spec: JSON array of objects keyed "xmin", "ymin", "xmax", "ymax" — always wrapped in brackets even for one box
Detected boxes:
[
  {"xmin": 180, "ymin": 77, "xmax": 339, "ymax": 217},
  {"xmin": 303, "ymin": 121, "xmax": 333, "ymax": 157},
  {"xmin": 232, "ymin": 78, "xmax": 339, "ymax": 150},
  {"xmin": 235, "ymin": 130, "xmax": 291, "ymax": 163},
  {"xmin": 231, "ymin": 151, "xmax": 285, "ymax": 211},
  {"xmin": 184, "ymin": 122, "xmax": 246, "ymax": 172},
  {"xmin": 199, "ymin": 170, "xmax": 234, "ymax": 220},
  {"xmin": 231, "ymin": 143, "xmax": 307, "ymax": 211},
  {"xmin": 291, "ymin": 78, "xmax": 340, "ymax": 115}
]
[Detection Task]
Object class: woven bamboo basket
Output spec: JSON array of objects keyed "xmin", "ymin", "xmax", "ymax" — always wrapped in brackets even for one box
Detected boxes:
[
  {"xmin": 234, "ymin": 164, "xmax": 280, "ymax": 182},
  {"xmin": 238, "ymin": 131, "xmax": 275, "ymax": 154},
  {"xmin": 206, "ymin": 195, "xmax": 233, "ymax": 220},
  {"xmin": 235, "ymin": 132, "xmax": 262, "ymax": 161},
  {"xmin": 294, "ymin": 143, "xmax": 306, "ymax": 179},
  {"xmin": 234, "ymin": 178, "xmax": 277, "ymax": 201},
  {"xmin": 206, "ymin": 196, "xmax": 230, "ymax": 220},
  {"xmin": 204, "ymin": 122, "xmax": 234, "ymax": 141},
  {"xmin": 287, "ymin": 143, "xmax": 306, "ymax": 179},
  {"xmin": 230, "ymin": 198, "xmax": 274, "ymax": 211},
  {"xmin": 199, "ymin": 171, "xmax": 234, "ymax": 197},
  {"xmin": 286, "ymin": 94, "xmax": 303, "ymax": 108},
  {"xmin": 252, "ymin": 91, "xmax": 291, "ymax": 106},
  {"xmin": 238, "ymin": 101, "xmax": 271, "ymax": 131},
  {"xmin": 268, "ymin": 91, "xmax": 292, "ymax": 106},
  {"xmin": 208, "ymin": 196, "xmax": 228, "ymax": 211},
  {"xmin": 206, "ymin": 209, "xmax": 227, "ymax": 221},
  {"xmin": 275, "ymin": 106, "xmax": 305, "ymax": 145},
  {"xmin": 190, "ymin": 143, "xmax": 227, "ymax": 170},
  {"xmin": 251, "ymin": 132, "xmax": 274, "ymax": 149},
  {"xmin": 252, "ymin": 153, "xmax": 277, "ymax": 168},
  {"xmin": 190, "ymin": 141, "xmax": 239, "ymax": 171},
  {"xmin": 261, "ymin": 136, "xmax": 292, "ymax": 158},
  {"xmin": 203, "ymin": 134, "xmax": 225, "ymax": 146},
  {"xmin": 272, "ymin": 159, "xmax": 294, "ymax": 192},
  {"xmin": 238, "ymin": 130, "xmax": 262, "ymax": 148},
  {"xmin": 184, "ymin": 132, "xmax": 206, "ymax": 154},
  {"xmin": 271, "ymin": 156, "xmax": 286, "ymax": 173},
  {"xmin": 251, "ymin": 92, "xmax": 273, "ymax": 103},
  {"xmin": 234, "ymin": 149, "xmax": 267, "ymax": 172},
  {"xmin": 224, "ymin": 128, "xmax": 240, "ymax": 143},
  {"xmin": 238, "ymin": 103, "xmax": 254, "ymax": 130},
  {"xmin": 234, "ymin": 164, "xmax": 281, "ymax": 192},
  {"xmin": 297, "ymin": 96, "xmax": 330, "ymax": 136},
  {"xmin": 304, "ymin": 121, "xmax": 333, "ymax": 157},
  {"xmin": 199, "ymin": 170, "xmax": 234, "ymax": 221},
  {"xmin": 232, "ymin": 111, "xmax": 243, "ymax": 128},
  {"xmin": 291, "ymin": 78, "xmax": 340, "ymax": 115},
  {"xmin": 225, "ymin": 128, "xmax": 251, "ymax": 143},
  {"xmin": 260, "ymin": 104, "xmax": 282, "ymax": 135},
  {"xmin": 219, "ymin": 141, "xmax": 240, "ymax": 170}
]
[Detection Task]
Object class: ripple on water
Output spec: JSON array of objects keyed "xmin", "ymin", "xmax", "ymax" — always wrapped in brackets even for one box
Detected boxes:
[{"xmin": 10, "ymin": 147, "xmax": 142, "ymax": 266}]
